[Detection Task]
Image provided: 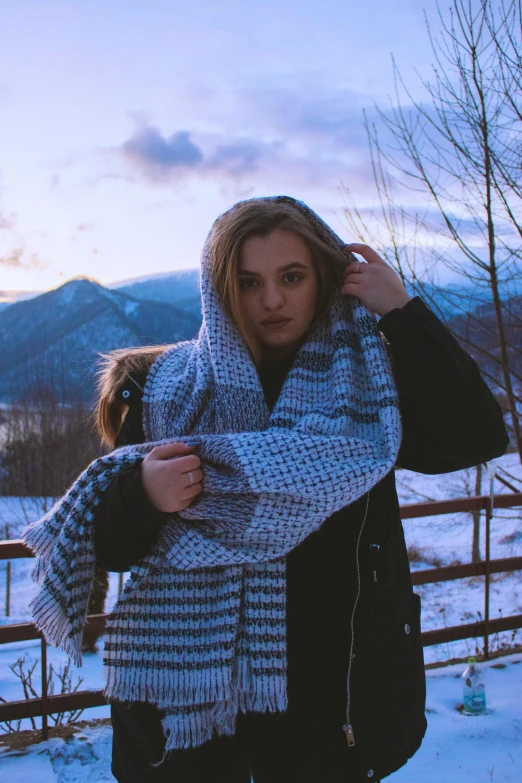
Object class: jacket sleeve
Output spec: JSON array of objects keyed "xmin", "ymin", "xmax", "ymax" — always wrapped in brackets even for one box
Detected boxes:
[
  {"xmin": 93, "ymin": 375, "xmax": 171, "ymax": 572},
  {"xmin": 378, "ymin": 296, "xmax": 510, "ymax": 474}
]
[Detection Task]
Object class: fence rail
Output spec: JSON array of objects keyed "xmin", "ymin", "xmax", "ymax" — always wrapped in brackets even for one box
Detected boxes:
[{"xmin": 0, "ymin": 490, "xmax": 521, "ymax": 737}]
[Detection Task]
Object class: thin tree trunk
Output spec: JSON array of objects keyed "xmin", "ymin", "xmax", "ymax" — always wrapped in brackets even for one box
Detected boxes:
[
  {"xmin": 490, "ymin": 279, "xmax": 521, "ymax": 459},
  {"xmin": 472, "ymin": 463, "xmax": 483, "ymax": 564}
]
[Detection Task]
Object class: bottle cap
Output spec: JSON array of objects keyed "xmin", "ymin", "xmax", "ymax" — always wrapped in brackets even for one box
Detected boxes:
[{"xmin": 468, "ymin": 656, "xmax": 477, "ymax": 663}]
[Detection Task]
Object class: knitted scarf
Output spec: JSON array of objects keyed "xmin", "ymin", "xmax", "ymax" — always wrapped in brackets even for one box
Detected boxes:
[{"xmin": 23, "ymin": 196, "xmax": 402, "ymax": 753}]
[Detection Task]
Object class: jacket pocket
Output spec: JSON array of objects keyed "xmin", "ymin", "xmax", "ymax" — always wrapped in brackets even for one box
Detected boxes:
[{"xmin": 350, "ymin": 583, "xmax": 427, "ymax": 780}]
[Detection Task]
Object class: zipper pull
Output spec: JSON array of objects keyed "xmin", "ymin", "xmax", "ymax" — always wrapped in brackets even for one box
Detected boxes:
[
  {"xmin": 370, "ymin": 543, "xmax": 380, "ymax": 582},
  {"xmin": 343, "ymin": 723, "xmax": 356, "ymax": 747}
]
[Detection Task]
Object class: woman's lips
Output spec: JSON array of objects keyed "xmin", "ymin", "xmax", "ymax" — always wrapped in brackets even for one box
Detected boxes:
[{"xmin": 261, "ymin": 318, "xmax": 291, "ymax": 329}]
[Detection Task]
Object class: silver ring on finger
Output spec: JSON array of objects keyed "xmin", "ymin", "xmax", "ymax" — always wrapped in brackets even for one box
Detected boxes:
[{"xmin": 187, "ymin": 471, "xmax": 195, "ymax": 487}]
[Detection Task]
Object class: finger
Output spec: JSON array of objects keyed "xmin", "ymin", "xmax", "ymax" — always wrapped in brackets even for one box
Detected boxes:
[
  {"xmin": 184, "ymin": 468, "xmax": 204, "ymax": 486},
  {"xmin": 148, "ymin": 442, "xmax": 196, "ymax": 460},
  {"xmin": 174, "ymin": 454, "xmax": 202, "ymax": 472},
  {"xmin": 342, "ymin": 278, "xmax": 362, "ymax": 292},
  {"xmin": 341, "ymin": 282, "xmax": 363, "ymax": 296},
  {"xmin": 182, "ymin": 483, "xmax": 202, "ymax": 500},
  {"xmin": 344, "ymin": 244, "xmax": 386, "ymax": 265},
  {"xmin": 343, "ymin": 266, "xmax": 365, "ymax": 281}
]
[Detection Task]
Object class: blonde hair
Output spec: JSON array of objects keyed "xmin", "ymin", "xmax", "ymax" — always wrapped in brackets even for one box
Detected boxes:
[
  {"xmin": 95, "ymin": 199, "xmax": 350, "ymax": 447},
  {"xmin": 209, "ymin": 199, "xmax": 349, "ymax": 364},
  {"xmin": 94, "ymin": 345, "xmax": 169, "ymax": 448}
]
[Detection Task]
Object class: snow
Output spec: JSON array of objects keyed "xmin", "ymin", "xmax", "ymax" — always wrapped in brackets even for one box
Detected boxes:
[
  {"xmin": 2, "ymin": 454, "xmax": 519, "ymax": 673},
  {"xmin": 0, "ymin": 639, "xmax": 111, "ymax": 723},
  {"xmin": 0, "ymin": 746, "xmax": 58, "ymax": 781},
  {"xmin": 1, "ymin": 653, "xmax": 521, "ymax": 782},
  {"xmin": 391, "ymin": 653, "xmax": 522, "ymax": 782},
  {"xmin": 123, "ymin": 299, "xmax": 139, "ymax": 318},
  {"xmin": 396, "ymin": 451, "xmax": 522, "ymax": 664},
  {"xmin": 0, "ymin": 451, "xmax": 520, "ymax": 778},
  {"xmin": 108, "ymin": 268, "xmax": 199, "ymax": 289},
  {"xmin": 0, "ymin": 725, "xmax": 114, "ymax": 782}
]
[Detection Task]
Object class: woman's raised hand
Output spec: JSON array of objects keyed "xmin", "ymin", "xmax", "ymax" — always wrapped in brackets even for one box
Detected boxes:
[
  {"xmin": 341, "ymin": 243, "xmax": 411, "ymax": 318},
  {"xmin": 141, "ymin": 442, "xmax": 203, "ymax": 513}
]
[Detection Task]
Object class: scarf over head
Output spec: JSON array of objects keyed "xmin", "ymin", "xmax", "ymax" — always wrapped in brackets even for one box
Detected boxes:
[{"xmin": 23, "ymin": 196, "xmax": 402, "ymax": 752}]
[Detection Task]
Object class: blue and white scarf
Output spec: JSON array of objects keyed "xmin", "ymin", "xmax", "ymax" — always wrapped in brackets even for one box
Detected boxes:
[{"xmin": 23, "ymin": 196, "xmax": 402, "ymax": 752}]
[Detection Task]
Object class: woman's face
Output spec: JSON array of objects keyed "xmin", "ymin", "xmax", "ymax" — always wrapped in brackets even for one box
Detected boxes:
[{"xmin": 238, "ymin": 229, "xmax": 319, "ymax": 361}]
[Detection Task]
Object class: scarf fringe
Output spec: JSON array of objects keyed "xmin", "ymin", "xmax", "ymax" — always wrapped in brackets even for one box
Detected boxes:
[
  {"xmin": 29, "ymin": 586, "xmax": 83, "ymax": 667},
  {"xmin": 154, "ymin": 678, "xmax": 287, "ymax": 759},
  {"xmin": 104, "ymin": 662, "xmax": 234, "ymax": 706},
  {"xmin": 161, "ymin": 701, "xmax": 237, "ymax": 754},
  {"xmin": 24, "ymin": 519, "xmax": 62, "ymax": 583},
  {"xmin": 239, "ymin": 676, "xmax": 288, "ymax": 714}
]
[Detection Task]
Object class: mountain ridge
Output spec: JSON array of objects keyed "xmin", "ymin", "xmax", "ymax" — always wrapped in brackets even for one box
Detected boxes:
[
  {"xmin": 0, "ymin": 278, "xmax": 201, "ymax": 403},
  {"xmin": 1, "ymin": 274, "xmax": 520, "ymax": 406}
]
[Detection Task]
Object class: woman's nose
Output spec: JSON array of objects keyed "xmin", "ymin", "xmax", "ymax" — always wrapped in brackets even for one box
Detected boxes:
[{"xmin": 261, "ymin": 284, "xmax": 285, "ymax": 309}]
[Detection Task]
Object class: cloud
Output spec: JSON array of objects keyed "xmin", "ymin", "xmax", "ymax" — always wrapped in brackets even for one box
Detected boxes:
[
  {"xmin": 116, "ymin": 123, "xmax": 278, "ymax": 184},
  {"xmin": 0, "ymin": 247, "xmax": 49, "ymax": 270},
  {"xmin": 208, "ymin": 141, "xmax": 263, "ymax": 175},
  {"xmin": 0, "ymin": 248, "xmax": 24, "ymax": 268},
  {"xmin": 111, "ymin": 83, "xmax": 397, "ymax": 191},
  {"xmin": 0, "ymin": 208, "xmax": 17, "ymax": 231},
  {"xmin": 243, "ymin": 86, "xmax": 370, "ymax": 150},
  {"xmin": 121, "ymin": 128, "xmax": 203, "ymax": 176}
]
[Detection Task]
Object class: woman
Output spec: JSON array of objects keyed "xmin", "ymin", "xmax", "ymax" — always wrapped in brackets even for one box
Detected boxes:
[{"xmin": 25, "ymin": 196, "xmax": 508, "ymax": 783}]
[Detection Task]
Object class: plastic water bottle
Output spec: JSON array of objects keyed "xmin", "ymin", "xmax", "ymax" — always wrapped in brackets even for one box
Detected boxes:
[{"xmin": 462, "ymin": 657, "xmax": 487, "ymax": 714}]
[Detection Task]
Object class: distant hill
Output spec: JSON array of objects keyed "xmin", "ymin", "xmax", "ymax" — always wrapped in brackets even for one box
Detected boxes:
[
  {"xmin": 404, "ymin": 281, "xmax": 503, "ymax": 320},
  {"xmin": 1, "ymin": 272, "xmax": 520, "ymax": 407},
  {"xmin": 0, "ymin": 278, "xmax": 201, "ymax": 403},
  {"xmin": 444, "ymin": 293, "xmax": 522, "ymax": 392},
  {"xmin": 0, "ymin": 289, "xmax": 42, "ymax": 312},
  {"xmin": 3, "ymin": 270, "xmax": 518, "ymax": 320},
  {"xmin": 114, "ymin": 269, "xmax": 201, "ymax": 318}
]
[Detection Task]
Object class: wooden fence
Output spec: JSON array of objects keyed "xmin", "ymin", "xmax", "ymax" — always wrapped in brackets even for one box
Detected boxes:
[{"xmin": 0, "ymin": 490, "xmax": 521, "ymax": 739}]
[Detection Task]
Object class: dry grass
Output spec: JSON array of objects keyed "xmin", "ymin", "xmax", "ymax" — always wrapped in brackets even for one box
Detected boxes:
[
  {"xmin": 0, "ymin": 716, "xmax": 111, "ymax": 752},
  {"xmin": 407, "ymin": 544, "xmax": 445, "ymax": 568}
]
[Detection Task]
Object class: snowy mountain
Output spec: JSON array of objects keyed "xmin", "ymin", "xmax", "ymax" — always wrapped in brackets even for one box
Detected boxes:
[
  {"xmin": 113, "ymin": 272, "xmax": 522, "ymax": 323},
  {"xmin": 114, "ymin": 268, "xmax": 202, "ymax": 318},
  {"xmin": 1, "ymin": 272, "xmax": 521, "ymax": 404},
  {"xmin": 0, "ymin": 278, "xmax": 201, "ymax": 403},
  {"xmin": 442, "ymin": 293, "xmax": 522, "ymax": 391},
  {"xmin": 0, "ymin": 289, "xmax": 42, "ymax": 312}
]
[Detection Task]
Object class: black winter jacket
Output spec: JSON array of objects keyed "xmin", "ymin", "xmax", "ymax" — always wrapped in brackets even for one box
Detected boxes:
[{"xmin": 94, "ymin": 296, "xmax": 509, "ymax": 782}]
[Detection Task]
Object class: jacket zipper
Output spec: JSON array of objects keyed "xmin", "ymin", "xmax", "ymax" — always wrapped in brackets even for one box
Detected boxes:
[{"xmin": 343, "ymin": 490, "xmax": 371, "ymax": 747}]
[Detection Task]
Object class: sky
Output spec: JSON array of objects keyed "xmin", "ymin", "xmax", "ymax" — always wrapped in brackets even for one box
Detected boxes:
[{"xmin": 0, "ymin": 0, "xmax": 466, "ymax": 293}]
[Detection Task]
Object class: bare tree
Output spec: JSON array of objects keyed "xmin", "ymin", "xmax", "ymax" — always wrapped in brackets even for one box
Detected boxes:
[
  {"xmin": 342, "ymin": 0, "xmax": 522, "ymax": 462},
  {"xmin": 0, "ymin": 385, "xmax": 101, "ymax": 515},
  {"xmin": 0, "ymin": 381, "xmax": 109, "ymax": 651},
  {"xmin": 472, "ymin": 463, "xmax": 483, "ymax": 563}
]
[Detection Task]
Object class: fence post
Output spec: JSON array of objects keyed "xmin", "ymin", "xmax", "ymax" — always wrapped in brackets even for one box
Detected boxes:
[
  {"xmin": 4, "ymin": 524, "xmax": 10, "ymax": 617},
  {"xmin": 41, "ymin": 637, "xmax": 48, "ymax": 740},
  {"xmin": 483, "ymin": 461, "xmax": 497, "ymax": 661},
  {"xmin": 5, "ymin": 562, "xmax": 10, "ymax": 617},
  {"xmin": 484, "ymin": 502, "xmax": 491, "ymax": 659}
]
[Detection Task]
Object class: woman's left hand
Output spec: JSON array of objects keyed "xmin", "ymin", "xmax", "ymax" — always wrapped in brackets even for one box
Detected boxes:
[{"xmin": 341, "ymin": 243, "xmax": 412, "ymax": 318}]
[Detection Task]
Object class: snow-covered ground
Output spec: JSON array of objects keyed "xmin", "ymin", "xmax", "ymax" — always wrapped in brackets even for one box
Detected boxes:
[
  {"xmin": 0, "ymin": 451, "xmax": 521, "ymax": 778},
  {"xmin": 396, "ymin": 451, "xmax": 522, "ymax": 664},
  {"xmin": 1, "ymin": 652, "xmax": 521, "ymax": 782}
]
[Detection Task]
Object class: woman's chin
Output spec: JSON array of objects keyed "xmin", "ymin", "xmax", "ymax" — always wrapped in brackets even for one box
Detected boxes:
[{"xmin": 260, "ymin": 333, "xmax": 306, "ymax": 360}]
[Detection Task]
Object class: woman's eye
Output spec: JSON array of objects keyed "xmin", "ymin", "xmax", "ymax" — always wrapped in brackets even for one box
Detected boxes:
[{"xmin": 238, "ymin": 274, "xmax": 302, "ymax": 289}]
